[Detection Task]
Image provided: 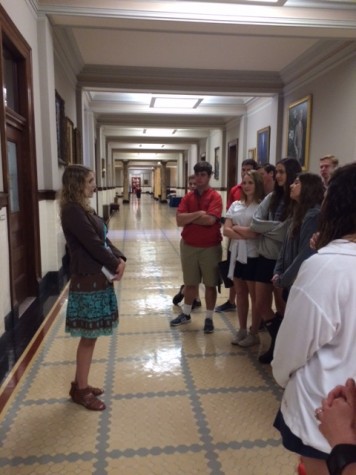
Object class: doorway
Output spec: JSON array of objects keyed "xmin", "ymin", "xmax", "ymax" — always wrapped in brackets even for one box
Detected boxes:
[
  {"xmin": 227, "ymin": 139, "xmax": 239, "ymax": 195},
  {"xmin": 1, "ymin": 6, "xmax": 41, "ymax": 317}
]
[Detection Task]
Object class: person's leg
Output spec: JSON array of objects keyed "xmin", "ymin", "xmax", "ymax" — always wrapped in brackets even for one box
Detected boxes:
[
  {"xmin": 72, "ymin": 337, "xmax": 105, "ymax": 411},
  {"xmin": 255, "ymin": 281, "xmax": 274, "ymax": 321},
  {"xmin": 171, "ymin": 241, "xmax": 200, "ymax": 325},
  {"xmin": 183, "ymin": 284, "xmax": 199, "ymax": 307},
  {"xmin": 75, "ymin": 337, "xmax": 97, "ymax": 389},
  {"xmin": 234, "ymin": 278, "xmax": 248, "ymax": 330},
  {"xmin": 273, "ymin": 287, "xmax": 286, "ymax": 317},
  {"xmin": 205, "ymin": 285, "xmax": 217, "ymax": 311},
  {"xmin": 301, "ymin": 456, "xmax": 329, "ymax": 475},
  {"xmin": 246, "ymin": 280, "xmax": 261, "ymax": 335}
]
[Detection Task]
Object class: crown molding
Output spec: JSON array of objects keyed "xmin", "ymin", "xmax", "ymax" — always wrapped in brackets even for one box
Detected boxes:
[
  {"xmin": 78, "ymin": 65, "xmax": 283, "ymax": 95},
  {"xmin": 282, "ymin": 39, "xmax": 356, "ymax": 93}
]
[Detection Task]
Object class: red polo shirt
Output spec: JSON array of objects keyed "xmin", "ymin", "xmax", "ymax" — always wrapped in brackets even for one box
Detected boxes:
[
  {"xmin": 227, "ymin": 183, "xmax": 242, "ymax": 209},
  {"xmin": 177, "ymin": 188, "xmax": 222, "ymax": 247}
]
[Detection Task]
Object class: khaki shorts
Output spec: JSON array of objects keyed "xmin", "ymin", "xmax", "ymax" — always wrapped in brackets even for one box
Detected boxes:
[{"xmin": 180, "ymin": 240, "xmax": 222, "ymax": 288}]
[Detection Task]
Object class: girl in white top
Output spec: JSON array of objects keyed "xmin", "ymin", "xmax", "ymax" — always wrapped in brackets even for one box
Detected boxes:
[
  {"xmin": 223, "ymin": 171, "xmax": 265, "ymax": 347},
  {"xmin": 272, "ymin": 162, "xmax": 356, "ymax": 475}
]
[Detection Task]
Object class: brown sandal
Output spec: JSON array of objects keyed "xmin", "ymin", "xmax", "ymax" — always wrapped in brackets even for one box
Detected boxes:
[
  {"xmin": 72, "ymin": 386, "xmax": 106, "ymax": 411},
  {"xmin": 69, "ymin": 381, "xmax": 104, "ymax": 400}
]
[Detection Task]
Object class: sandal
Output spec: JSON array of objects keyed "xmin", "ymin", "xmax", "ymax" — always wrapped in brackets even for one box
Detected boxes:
[
  {"xmin": 69, "ymin": 381, "xmax": 104, "ymax": 400},
  {"xmin": 72, "ymin": 386, "xmax": 106, "ymax": 411}
]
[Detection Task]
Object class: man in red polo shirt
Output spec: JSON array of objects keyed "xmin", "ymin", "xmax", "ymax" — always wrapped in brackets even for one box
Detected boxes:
[{"xmin": 170, "ymin": 161, "xmax": 223, "ymax": 333}]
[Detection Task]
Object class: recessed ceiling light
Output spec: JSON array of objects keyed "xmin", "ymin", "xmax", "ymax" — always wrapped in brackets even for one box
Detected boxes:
[{"xmin": 150, "ymin": 97, "xmax": 202, "ymax": 109}]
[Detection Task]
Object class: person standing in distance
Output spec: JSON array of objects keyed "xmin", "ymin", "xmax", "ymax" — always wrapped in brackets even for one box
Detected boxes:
[{"xmin": 170, "ymin": 161, "xmax": 222, "ymax": 334}]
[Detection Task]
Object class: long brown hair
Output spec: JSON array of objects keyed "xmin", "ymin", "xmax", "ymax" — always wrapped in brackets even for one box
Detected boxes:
[
  {"xmin": 270, "ymin": 157, "xmax": 302, "ymax": 221},
  {"xmin": 316, "ymin": 163, "xmax": 356, "ymax": 249},
  {"xmin": 289, "ymin": 173, "xmax": 324, "ymax": 238},
  {"xmin": 58, "ymin": 164, "xmax": 94, "ymax": 217}
]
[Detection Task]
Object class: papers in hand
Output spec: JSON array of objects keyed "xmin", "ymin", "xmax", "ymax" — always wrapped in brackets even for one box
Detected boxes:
[{"xmin": 101, "ymin": 266, "xmax": 116, "ymax": 282}]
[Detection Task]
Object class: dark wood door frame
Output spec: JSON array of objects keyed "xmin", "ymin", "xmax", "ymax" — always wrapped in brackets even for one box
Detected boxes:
[
  {"xmin": 0, "ymin": 6, "xmax": 41, "ymax": 317},
  {"xmin": 227, "ymin": 139, "xmax": 239, "ymax": 198}
]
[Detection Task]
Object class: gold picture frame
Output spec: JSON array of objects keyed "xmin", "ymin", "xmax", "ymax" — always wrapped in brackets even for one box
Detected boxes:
[{"xmin": 287, "ymin": 94, "xmax": 312, "ymax": 170}]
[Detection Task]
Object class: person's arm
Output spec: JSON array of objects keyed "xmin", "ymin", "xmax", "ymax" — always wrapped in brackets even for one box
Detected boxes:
[
  {"xmin": 176, "ymin": 210, "xmax": 207, "ymax": 227},
  {"xmin": 231, "ymin": 224, "xmax": 259, "ymax": 239},
  {"xmin": 62, "ymin": 205, "xmax": 120, "ymax": 272},
  {"xmin": 250, "ymin": 193, "xmax": 282, "ymax": 234},
  {"xmin": 278, "ymin": 213, "xmax": 318, "ymax": 288}
]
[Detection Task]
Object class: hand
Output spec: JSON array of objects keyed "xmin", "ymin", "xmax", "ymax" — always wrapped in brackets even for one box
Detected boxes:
[
  {"xmin": 310, "ymin": 232, "xmax": 320, "ymax": 250},
  {"xmin": 113, "ymin": 259, "xmax": 126, "ymax": 281},
  {"xmin": 271, "ymin": 274, "xmax": 281, "ymax": 287},
  {"xmin": 316, "ymin": 379, "xmax": 356, "ymax": 447}
]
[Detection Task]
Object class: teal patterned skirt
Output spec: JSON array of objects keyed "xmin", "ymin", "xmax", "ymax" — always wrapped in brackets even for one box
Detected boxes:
[{"xmin": 66, "ymin": 272, "xmax": 118, "ymax": 338}]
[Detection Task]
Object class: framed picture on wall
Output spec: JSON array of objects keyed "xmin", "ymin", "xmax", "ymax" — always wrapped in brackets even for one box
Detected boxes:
[
  {"xmin": 55, "ymin": 91, "xmax": 66, "ymax": 166},
  {"xmin": 287, "ymin": 94, "xmax": 312, "ymax": 170},
  {"xmin": 256, "ymin": 126, "xmax": 270, "ymax": 165},
  {"xmin": 65, "ymin": 117, "xmax": 74, "ymax": 165},
  {"xmin": 214, "ymin": 147, "xmax": 220, "ymax": 179}
]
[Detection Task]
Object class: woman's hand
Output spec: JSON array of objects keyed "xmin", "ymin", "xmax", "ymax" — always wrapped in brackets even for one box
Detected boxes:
[
  {"xmin": 310, "ymin": 232, "xmax": 320, "ymax": 250},
  {"xmin": 271, "ymin": 274, "xmax": 281, "ymax": 287},
  {"xmin": 113, "ymin": 259, "xmax": 126, "ymax": 281},
  {"xmin": 316, "ymin": 378, "xmax": 356, "ymax": 447}
]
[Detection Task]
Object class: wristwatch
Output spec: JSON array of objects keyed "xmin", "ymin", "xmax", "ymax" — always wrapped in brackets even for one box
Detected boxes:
[{"xmin": 327, "ymin": 444, "xmax": 356, "ymax": 475}]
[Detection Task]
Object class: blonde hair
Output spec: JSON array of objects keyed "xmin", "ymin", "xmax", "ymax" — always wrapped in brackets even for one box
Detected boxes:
[
  {"xmin": 58, "ymin": 165, "xmax": 94, "ymax": 217},
  {"xmin": 320, "ymin": 155, "xmax": 339, "ymax": 167}
]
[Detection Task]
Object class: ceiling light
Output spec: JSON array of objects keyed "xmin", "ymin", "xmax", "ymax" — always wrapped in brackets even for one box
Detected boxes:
[{"xmin": 150, "ymin": 97, "xmax": 202, "ymax": 109}]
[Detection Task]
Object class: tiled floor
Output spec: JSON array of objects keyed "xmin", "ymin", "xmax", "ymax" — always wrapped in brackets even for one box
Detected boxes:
[{"xmin": 0, "ymin": 194, "xmax": 299, "ymax": 474}]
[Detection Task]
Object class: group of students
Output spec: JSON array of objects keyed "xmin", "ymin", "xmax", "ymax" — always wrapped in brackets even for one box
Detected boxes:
[
  {"xmin": 57, "ymin": 160, "xmax": 355, "ymax": 474},
  {"xmin": 170, "ymin": 156, "xmax": 356, "ymax": 474}
]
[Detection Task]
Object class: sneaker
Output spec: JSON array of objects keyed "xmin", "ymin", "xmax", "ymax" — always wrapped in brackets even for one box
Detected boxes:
[
  {"xmin": 203, "ymin": 318, "xmax": 214, "ymax": 334},
  {"xmin": 238, "ymin": 332, "xmax": 260, "ymax": 348},
  {"xmin": 192, "ymin": 299, "xmax": 202, "ymax": 310},
  {"xmin": 215, "ymin": 300, "xmax": 236, "ymax": 313},
  {"xmin": 172, "ymin": 285, "xmax": 184, "ymax": 306},
  {"xmin": 170, "ymin": 313, "xmax": 191, "ymax": 327},
  {"xmin": 231, "ymin": 328, "xmax": 248, "ymax": 345}
]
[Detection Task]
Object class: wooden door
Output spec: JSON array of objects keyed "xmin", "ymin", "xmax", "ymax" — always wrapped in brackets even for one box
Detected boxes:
[
  {"xmin": 6, "ymin": 123, "xmax": 28, "ymax": 305},
  {"xmin": 227, "ymin": 139, "xmax": 238, "ymax": 195}
]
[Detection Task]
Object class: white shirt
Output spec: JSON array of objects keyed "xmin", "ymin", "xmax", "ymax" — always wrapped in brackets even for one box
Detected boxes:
[
  {"xmin": 226, "ymin": 200, "xmax": 259, "ymax": 279},
  {"xmin": 272, "ymin": 239, "xmax": 356, "ymax": 453}
]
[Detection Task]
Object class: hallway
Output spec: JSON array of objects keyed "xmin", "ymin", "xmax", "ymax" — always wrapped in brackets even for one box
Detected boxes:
[{"xmin": 0, "ymin": 194, "xmax": 297, "ymax": 474}]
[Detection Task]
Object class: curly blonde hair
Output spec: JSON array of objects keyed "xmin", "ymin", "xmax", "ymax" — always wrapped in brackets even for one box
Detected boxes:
[{"xmin": 58, "ymin": 165, "xmax": 94, "ymax": 217}]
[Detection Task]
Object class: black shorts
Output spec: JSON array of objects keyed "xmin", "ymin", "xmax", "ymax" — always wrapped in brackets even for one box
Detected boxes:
[
  {"xmin": 274, "ymin": 410, "xmax": 328, "ymax": 460},
  {"xmin": 234, "ymin": 257, "xmax": 258, "ymax": 281},
  {"xmin": 254, "ymin": 255, "xmax": 276, "ymax": 283}
]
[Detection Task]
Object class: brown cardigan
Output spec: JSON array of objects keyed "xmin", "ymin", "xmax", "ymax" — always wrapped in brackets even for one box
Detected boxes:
[{"xmin": 61, "ymin": 202, "xmax": 126, "ymax": 275}]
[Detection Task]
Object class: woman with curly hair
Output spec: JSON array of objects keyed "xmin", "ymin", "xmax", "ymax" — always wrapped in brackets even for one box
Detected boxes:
[
  {"xmin": 250, "ymin": 157, "xmax": 302, "ymax": 363},
  {"xmin": 272, "ymin": 172, "xmax": 325, "ymax": 301},
  {"xmin": 59, "ymin": 165, "xmax": 126, "ymax": 411},
  {"xmin": 272, "ymin": 162, "xmax": 356, "ymax": 475}
]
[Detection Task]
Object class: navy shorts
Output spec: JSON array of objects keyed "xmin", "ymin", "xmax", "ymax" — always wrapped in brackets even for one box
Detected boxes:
[{"xmin": 273, "ymin": 409, "xmax": 329, "ymax": 460}]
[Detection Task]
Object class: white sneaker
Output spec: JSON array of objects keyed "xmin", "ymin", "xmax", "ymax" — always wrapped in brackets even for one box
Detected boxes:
[
  {"xmin": 238, "ymin": 332, "xmax": 260, "ymax": 348},
  {"xmin": 231, "ymin": 328, "xmax": 248, "ymax": 345}
]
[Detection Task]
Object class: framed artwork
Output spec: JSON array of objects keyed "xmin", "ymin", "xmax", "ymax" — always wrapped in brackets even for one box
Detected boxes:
[
  {"xmin": 73, "ymin": 128, "xmax": 82, "ymax": 164},
  {"xmin": 65, "ymin": 117, "xmax": 74, "ymax": 165},
  {"xmin": 55, "ymin": 91, "xmax": 66, "ymax": 166},
  {"xmin": 257, "ymin": 126, "xmax": 270, "ymax": 165},
  {"xmin": 214, "ymin": 147, "xmax": 220, "ymax": 180},
  {"xmin": 287, "ymin": 94, "xmax": 312, "ymax": 170},
  {"xmin": 248, "ymin": 148, "xmax": 256, "ymax": 160}
]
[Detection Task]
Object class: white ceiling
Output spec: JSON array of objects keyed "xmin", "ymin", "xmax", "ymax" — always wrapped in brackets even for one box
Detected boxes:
[{"xmin": 37, "ymin": 0, "xmax": 356, "ymax": 165}]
